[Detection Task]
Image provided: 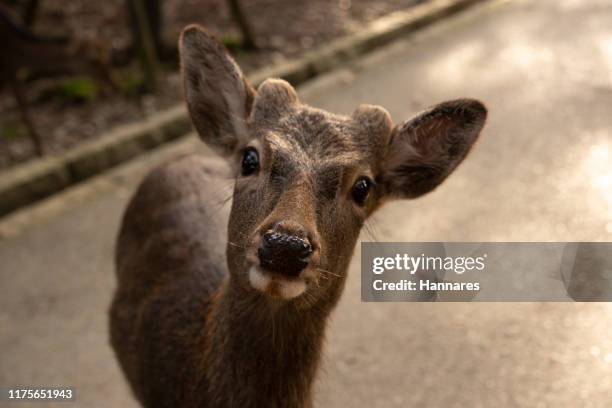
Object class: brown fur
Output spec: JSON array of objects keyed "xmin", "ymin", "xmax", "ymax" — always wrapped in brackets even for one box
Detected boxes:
[{"xmin": 110, "ymin": 25, "xmax": 487, "ymax": 408}]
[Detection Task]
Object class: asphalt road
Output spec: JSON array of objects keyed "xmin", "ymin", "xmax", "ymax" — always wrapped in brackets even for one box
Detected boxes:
[{"xmin": 1, "ymin": 0, "xmax": 612, "ymax": 406}]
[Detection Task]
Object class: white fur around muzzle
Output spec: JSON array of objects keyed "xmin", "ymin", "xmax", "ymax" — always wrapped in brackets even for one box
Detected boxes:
[{"xmin": 248, "ymin": 267, "xmax": 306, "ymax": 299}]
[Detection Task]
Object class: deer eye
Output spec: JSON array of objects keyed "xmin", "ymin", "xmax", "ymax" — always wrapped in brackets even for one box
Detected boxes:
[
  {"xmin": 351, "ymin": 177, "xmax": 372, "ymax": 206},
  {"xmin": 241, "ymin": 148, "xmax": 259, "ymax": 176}
]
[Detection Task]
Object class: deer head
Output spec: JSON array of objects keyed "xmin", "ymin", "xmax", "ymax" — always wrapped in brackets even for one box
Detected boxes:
[{"xmin": 179, "ymin": 26, "xmax": 486, "ymax": 308}]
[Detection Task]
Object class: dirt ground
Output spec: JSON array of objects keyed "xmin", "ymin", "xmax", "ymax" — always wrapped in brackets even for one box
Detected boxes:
[{"xmin": 0, "ymin": 0, "xmax": 424, "ymax": 168}]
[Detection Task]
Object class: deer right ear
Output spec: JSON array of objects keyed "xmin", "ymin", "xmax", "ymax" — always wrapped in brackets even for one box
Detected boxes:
[
  {"xmin": 378, "ymin": 99, "xmax": 486, "ymax": 199},
  {"xmin": 180, "ymin": 25, "xmax": 255, "ymax": 157}
]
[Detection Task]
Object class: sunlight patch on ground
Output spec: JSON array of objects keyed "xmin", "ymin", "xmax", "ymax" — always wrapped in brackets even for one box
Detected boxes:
[
  {"xmin": 583, "ymin": 141, "xmax": 612, "ymax": 230},
  {"xmin": 426, "ymin": 40, "xmax": 483, "ymax": 86},
  {"xmin": 598, "ymin": 36, "xmax": 612, "ymax": 85},
  {"xmin": 558, "ymin": 0, "xmax": 612, "ymax": 11},
  {"xmin": 499, "ymin": 43, "xmax": 555, "ymax": 74},
  {"xmin": 588, "ymin": 143, "xmax": 612, "ymax": 191}
]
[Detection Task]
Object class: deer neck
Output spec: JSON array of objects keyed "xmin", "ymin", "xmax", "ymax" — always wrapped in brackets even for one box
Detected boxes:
[{"xmin": 200, "ymin": 275, "xmax": 345, "ymax": 408}]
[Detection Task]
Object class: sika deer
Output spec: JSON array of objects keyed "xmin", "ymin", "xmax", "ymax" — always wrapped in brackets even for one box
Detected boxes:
[
  {"xmin": 0, "ymin": 9, "xmax": 116, "ymax": 156},
  {"xmin": 110, "ymin": 25, "xmax": 487, "ymax": 408}
]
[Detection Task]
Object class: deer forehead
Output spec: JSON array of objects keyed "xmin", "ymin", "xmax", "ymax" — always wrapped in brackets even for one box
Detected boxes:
[
  {"xmin": 256, "ymin": 110, "xmax": 373, "ymax": 174},
  {"xmin": 249, "ymin": 79, "xmax": 392, "ymax": 162}
]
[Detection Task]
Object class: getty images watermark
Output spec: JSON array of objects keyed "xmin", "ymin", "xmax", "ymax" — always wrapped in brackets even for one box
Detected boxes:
[{"xmin": 361, "ymin": 243, "xmax": 612, "ymax": 302}]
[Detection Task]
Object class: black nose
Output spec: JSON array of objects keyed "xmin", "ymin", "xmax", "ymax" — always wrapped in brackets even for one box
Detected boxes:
[{"xmin": 257, "ymin": 231, "xmax": 313, "ymax": 277}]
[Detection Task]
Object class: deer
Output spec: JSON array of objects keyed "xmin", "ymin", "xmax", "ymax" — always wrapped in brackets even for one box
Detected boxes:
[
  {"xmin": 0, "ymin": 8, "xmax": 116, "ymax": 156},
  {"xmin": 109, "ymin": 25, "xmax": 487, "ymax": 408}
]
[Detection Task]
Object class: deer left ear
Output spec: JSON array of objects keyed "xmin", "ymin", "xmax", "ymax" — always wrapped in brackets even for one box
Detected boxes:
[
  {"xmin": 179, "ymin": 25, "xmax": 255, "ymax": 157},
  {"xmin": 379, "ymin": 99, "xmax": 487, "ymax": 199}
]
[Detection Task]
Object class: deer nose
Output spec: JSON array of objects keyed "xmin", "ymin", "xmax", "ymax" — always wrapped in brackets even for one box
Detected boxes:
[{"xmin": 257, "ymin": 230, "xmax": 313, "ymax": 277}]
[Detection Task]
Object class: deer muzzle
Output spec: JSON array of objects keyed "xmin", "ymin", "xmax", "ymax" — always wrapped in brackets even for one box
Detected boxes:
[{"xmin": 248, "ymin": 221, "xmax": 318, "ymax": 299}]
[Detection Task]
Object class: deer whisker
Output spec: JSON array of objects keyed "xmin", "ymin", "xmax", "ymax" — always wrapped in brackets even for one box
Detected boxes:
[
  {"xmin": 317, "ymin": 268, "xmax": 341, "ymax": 278},
  {"xmin": 227, "ymin": 241, "xmax": 245, "ymax": 249}
]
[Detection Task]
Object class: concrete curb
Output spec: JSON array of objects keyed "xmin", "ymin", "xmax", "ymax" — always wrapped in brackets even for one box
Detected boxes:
[{"xmin": 0, "ymin": 0, "xmax": 486, "ymax": 217}]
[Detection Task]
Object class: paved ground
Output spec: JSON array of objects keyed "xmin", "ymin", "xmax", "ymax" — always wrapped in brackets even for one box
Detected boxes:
[{"xmin": 2, "ymin": 0, "xmax": 612, "ymax": 406}]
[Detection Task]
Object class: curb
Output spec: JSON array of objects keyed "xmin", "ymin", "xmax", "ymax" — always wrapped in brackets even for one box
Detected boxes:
[{"xmin": 0, "ymin": 0, "xmax": 487, "ymax": 217}]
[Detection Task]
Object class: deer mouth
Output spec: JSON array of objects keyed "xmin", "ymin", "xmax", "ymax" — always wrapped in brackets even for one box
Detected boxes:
[{"xmin": 248, "ymin": 266, "xmax": 307, "ymax": 299}]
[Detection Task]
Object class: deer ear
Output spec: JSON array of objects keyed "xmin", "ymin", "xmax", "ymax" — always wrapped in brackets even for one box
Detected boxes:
[
  {"xmin": 379, "ymin": 99, "xmax": 486, "ymax": 199},
  {"xmin": 179, "ymin": 25, "xmax": 255, "ymax": 156}
]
